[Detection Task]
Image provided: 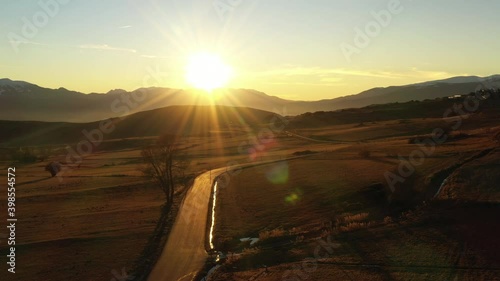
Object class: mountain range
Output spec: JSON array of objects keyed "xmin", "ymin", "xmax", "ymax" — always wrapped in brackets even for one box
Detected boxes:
[{"xmin": 1, "ymin": 75, "xmax": 499, "ymax": 122}]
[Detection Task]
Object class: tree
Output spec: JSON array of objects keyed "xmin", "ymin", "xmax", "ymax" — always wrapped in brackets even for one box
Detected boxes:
[
  {"xmin": 141, "ymin": 134, "xmax": 186, "ymax": 210},
  {"xmin": 45, "ymin": 162, "xmax": 62, "ymax": 177}
]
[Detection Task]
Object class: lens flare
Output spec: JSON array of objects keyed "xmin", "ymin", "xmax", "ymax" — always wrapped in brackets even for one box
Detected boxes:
[{"xmin": 266, "ymin": 161, "xmax": 289, "ymax": 184}]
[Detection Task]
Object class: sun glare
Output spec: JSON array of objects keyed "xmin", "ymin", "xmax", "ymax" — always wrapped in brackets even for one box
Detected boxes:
[{"xmin": 185, "ymin": 53, "xmax": 232, "ymax": 92}]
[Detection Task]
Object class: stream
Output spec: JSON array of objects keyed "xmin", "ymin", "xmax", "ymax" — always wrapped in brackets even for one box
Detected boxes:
[{"xmin": 209, "ymin": 181, "xmax": 218, "ymax": 250}]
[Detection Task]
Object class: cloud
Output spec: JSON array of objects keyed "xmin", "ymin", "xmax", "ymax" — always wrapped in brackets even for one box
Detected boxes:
[
  {"xmin": 119, "ymin": 25, "xmax": 132, "ymax": 29},
  {"xmin": 79, "ymin": 44, "xmax": 137, "ymax": 53},
  {"xmin": 267, "ymin": 81, "xmax": 347, "ymax": 87},
  {"xmin": 7, "ymin": 39, "xmax": 147, "ymax": 57},
  {"xmin": 320, "ymin": 77, "xmax": 343, "ymax": 83},
  {"xmin": 140, "ymin": 54, "xmax": 171, "ymax": 59},
  {"xmin": 7, "ymin": 40, "xmax": 49, "ymax": 47},
  {"xmin": 253, "ymin": 65, "xmax": 469, "ymax": 84},
  {"xmin": 256, "ymin": 66, "xmax": 404, "ymax": 79},
  {"xmin": 409, "ymin": 67, "xmax": 469, "ymax": 80}
]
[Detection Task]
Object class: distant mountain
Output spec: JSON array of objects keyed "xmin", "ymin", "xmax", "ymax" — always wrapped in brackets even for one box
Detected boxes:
[
  {"xmin": 1, "ymin": 75, "xmax": 499, "ymax": 122},
  {"xmin": 412, "ymin": 75, "xmax": 500, "ymax": 86}
]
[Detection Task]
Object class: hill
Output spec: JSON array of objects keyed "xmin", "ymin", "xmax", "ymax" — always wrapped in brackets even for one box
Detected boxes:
[
  {"xmin": 0, "ymin": 105, "xmax": 278, "ymax": 146},
  {"xmin": 290, "ymin": 94, "xmax": 500, "ymax": 129},
  {"xmin": 3, "ymin": 89, "xmax": 500, "ymax": 147}
]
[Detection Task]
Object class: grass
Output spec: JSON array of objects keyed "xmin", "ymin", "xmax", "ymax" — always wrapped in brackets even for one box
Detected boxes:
[
  {"xmin": 0, "ymin": 172, "xmax": 164, "ymax": 280},
  {"xmin": 212, "ymin": 150, "xmax": 396, "ymax": 251},
  {"xmin": 0, "ymin": 123, "xmax": 353, "ymax": 280},
  {"xmin": 210, "ymin": 124, "xmax": 500, "ymax": 280},
  {"xmin": 0, "ymin": 102, "xmax": 498, "ymax": 281}
]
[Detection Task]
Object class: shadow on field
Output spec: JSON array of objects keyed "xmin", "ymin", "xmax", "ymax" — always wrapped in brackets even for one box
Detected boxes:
[
  {"xmin": 131, "ymin": 203, "xmax": 174, "ymax": 281},
  {"xmin": 16, "ymin": 176, "xmax": 52, "ymax": 187}
]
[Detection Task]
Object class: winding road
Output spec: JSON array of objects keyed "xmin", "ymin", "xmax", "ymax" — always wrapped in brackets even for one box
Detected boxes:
[
  {"xmin": 147, "ymin": 167, "xmax": 227, "ymax": 281},
  {"xmin": 147, "ymin": 157, "xmax": 311, "ymax": 281},
  {"xmin": 148, "ymin": 153, "xmax": 343, "ymax": 281}
]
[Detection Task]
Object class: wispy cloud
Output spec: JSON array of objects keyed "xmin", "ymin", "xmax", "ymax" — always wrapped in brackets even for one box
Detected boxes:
[
  {"xmin": 257, "ymin": 66, "xmax": 403, "ymax": 79},
  {"xmin": 7, "ymin": 40, "xmax": 49, "ymax": 47},
  {"xmin": 409, "ymin": 67, "xmax": 469, "ymax": 81},
  {"xmin": 253, "ymin": 65, "xmax": 468, "ymax": 83},
  {"xmin": 118, "ymin": 25, "xmax": 132, "ymax": 29},
  {"xmin": 140, "ymin": 54, "xmax": 171, "ymax": 59},
  {"xmin": 79, "ymin": 44, "xmax": 137, "ymax": 53},
  {"xmin": 8, "ymin": 39, "xmax": 151, "ymax": 57}
]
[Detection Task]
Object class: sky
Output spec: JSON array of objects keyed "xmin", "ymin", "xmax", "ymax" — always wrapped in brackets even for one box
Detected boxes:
[{"xmin": 1, "ymin": 0, "xmax": 499, "ymax": 100}]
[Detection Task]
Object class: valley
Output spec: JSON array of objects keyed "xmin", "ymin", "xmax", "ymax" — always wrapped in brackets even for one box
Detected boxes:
[{"xmin": 1, "ymin": 91, "xmax": 498, "ymax": 280}]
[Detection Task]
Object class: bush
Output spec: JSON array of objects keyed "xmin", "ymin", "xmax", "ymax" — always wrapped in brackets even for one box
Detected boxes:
[
  {"xmin": 383, "ymin": 216, "xmax": 393, "ymax": 224},
  {"xmin": 259, "ymin": 228, "xmax": 286, "ymax": 240},
  {"xmin": 45, "ymin": 162, "xmax": 62, "ymax": 177},
  {"xmin": 337, "ymin": 213, "xmax": 369, "ymax": 225},
  {"xmin": 339, "ymin": 222, "xmax": 372, "ymax": 232}
]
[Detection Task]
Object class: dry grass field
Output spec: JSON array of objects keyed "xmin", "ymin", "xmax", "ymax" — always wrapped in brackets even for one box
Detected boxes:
[
  {"xmin": 0, "ymin": 130, "xmax": 341, "ymax": 280},
  {"xmin": 1, "ymin": 105, "xmax": 498, "ymax": 281},
  {"xmin": 0, "ymin": 148, "xmax": 163, "ymax": 281},
  {"xmin": 209, "ymin": 119, "xmax": 500, "ymax": 280}
]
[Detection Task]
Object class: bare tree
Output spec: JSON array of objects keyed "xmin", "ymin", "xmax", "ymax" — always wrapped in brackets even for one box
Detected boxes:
[
  {"xmin": 45, "ymin": 162, "xmax": 62, "ymax": 177},
  {"xmin": 141, "ymin": 134, "xmax": 185, "ymax": 210}
]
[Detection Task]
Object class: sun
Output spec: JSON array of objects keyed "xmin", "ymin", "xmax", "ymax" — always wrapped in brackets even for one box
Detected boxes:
[{"xmin": 185, "ymin": 53, "xmax": 232, "ymax": 92}]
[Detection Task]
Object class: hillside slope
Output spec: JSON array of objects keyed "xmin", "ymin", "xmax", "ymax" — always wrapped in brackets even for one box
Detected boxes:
[{"xmin": 0, "ymin": 105, "xmax": 278, "ymax": 145}]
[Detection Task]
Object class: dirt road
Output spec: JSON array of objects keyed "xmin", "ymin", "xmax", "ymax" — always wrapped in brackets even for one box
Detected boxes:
[
  {"xmin": 147, "ymin": 156, "xmax": 324, "ymax": 281},
  {"xmin": 147, "ymin": 167, "xmax": 227, "ymax": 281}
]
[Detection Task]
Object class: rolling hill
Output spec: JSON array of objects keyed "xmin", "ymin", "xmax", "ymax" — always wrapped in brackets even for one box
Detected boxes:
[
  {"xmin": 2, "ymin": 88, "xmax": 499, "ymax": 147},
  {"xmin": 0, "ymin": 105, "xmax": 279, "ymax": 146}
]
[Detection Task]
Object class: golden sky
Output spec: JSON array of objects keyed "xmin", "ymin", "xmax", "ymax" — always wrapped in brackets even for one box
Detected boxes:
[{"xmin": 1, "ymin": 0, "xmax": 499, "ymax": 100}]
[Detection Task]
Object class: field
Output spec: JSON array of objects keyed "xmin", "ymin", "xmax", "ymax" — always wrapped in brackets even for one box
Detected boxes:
[
  {"xmin": 0, "ymin": 147, "xmax": 164, "ymax": 280},
  {"xmin": 0, "ymin": 100, "xmax": 498, "ymax": 281},
  {"xmin": 0, "ymin": 128, "xmax": 337, "ymax": 280},
  {"xmin": 209, "ymin": 118, "xmax": 500, "ymax": 280}
]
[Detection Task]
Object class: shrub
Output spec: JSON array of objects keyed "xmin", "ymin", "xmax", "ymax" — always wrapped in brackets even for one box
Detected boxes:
[
  {"xmin": 241, "ymin": 247, "xmax": 260, "ymax": 256},
  {"xmin": 259, "ymin": 228, "xmax": 286, "ymax": 240},
  {"xmin": 339, "ymin": 222, "xmax": 372, "ymax": 232},
  {"xmin": 383, "ymin": 216, "xmax": 393, "ymax": 224},
  {"xmin": 45, "ymin": 162, "xmax": 62, "ymax": 177},
  {"xmin": 337, "ymin": 213, "xmax": 369, "ymax": 225}
]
